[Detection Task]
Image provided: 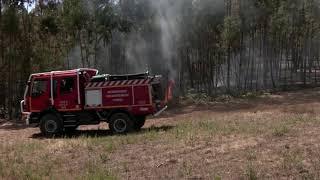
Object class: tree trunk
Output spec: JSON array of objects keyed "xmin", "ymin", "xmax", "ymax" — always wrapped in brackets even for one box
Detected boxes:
[{"xmin": 227, "ymin": 45, "xmax": 231, "ymax": 93}]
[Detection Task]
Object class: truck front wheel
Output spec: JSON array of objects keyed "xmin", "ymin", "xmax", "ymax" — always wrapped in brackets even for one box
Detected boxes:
[
  {"xmin": 109, "ymin": 113, "xmax": 133, "ymax": 134},
  {"xmin": 40, "ymin": 113, "xmax": 63, "ymax": 137}
]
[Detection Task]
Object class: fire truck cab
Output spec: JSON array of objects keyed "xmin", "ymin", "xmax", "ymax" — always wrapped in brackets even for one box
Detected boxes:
[{"xmin": 20, "ymin": 68, "xmax": 171, "ymax": 136}]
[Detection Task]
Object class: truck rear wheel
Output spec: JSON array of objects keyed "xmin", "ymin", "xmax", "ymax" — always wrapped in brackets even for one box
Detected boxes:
[
  {"xmin": 40, "ymin": 113, "xmax": 63, "ymax": 137},
  {"xmin": 109, "ymin": 113, "xmax": 133, "ymax": 134},
  {"xmin": 134, "ymin": 116, "xmax": 146, "ymax": 131}
]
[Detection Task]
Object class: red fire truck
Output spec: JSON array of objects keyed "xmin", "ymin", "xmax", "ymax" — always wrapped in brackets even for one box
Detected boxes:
[{"xmin": 20, "ymin": 68, "xmax": 172, "ymax": 136}]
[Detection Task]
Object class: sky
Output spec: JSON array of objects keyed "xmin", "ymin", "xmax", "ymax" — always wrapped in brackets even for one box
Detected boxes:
[{"xmin": 24, "ymin": 1, "xmax": 35, "ymax": 12}]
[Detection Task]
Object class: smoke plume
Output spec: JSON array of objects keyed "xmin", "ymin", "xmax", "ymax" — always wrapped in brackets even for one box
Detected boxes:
[{"xmin": 67, "ymin": 0, "xmax": 226, "ymax": 80}]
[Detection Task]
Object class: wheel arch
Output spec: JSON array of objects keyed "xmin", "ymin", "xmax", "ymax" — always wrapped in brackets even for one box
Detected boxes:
[
  {"xmin": 39, "ymin": 107, "xmax": 62, "ymax": 122},
  {"xmin": 106, "ymin": 109, "xmax": 134, "ymax": 123}
]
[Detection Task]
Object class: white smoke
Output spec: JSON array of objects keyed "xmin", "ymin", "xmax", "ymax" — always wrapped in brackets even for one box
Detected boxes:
[
  {"xmin": 124, "ymin": 32, "xmax": 150, "ymax": 73},
  {"xmin": 121, "ymin": 0, "xmax": 185, "ymax": 78},
  {"xmin": 66, "ymin": 46, "xmax": 82, "ymax": 69},
  {"xmin": 151, "ymin": 0, "xmax": 183, "ymax": 79},
  {"xmin": 122, "ymin": 0, "xmax": 225, "ymax": 79}
]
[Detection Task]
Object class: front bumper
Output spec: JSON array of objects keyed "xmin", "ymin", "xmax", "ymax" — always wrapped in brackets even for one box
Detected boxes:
[
  {"xmin": 21, "ymin": 112, "xmax": 31, "ymax": 125},
  {"xmin": 20, "ymin": 100, "xmax": 31, "ymax": 125}
]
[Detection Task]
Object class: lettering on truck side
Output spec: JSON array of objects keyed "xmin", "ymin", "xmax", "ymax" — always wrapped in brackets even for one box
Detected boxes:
[
  {"xmin": 106, "ymin": 94, "xmax": 129, "ymax": 98},
  {"xmin": 107, "ymin": 90, "xmax": 128, "ymax": 94}
]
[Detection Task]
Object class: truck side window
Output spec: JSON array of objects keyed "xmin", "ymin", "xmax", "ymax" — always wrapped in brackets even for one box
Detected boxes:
[
  {"xmin": 60, "ymin": 77, "xmax": 75, "ymax": 94},
  {"xmin": 32, "ymin": 79, "xmax": 48, "ymax": 97}
]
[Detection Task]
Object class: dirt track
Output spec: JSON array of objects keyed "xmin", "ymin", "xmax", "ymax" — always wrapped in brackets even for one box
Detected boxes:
[{"xmin": 1, "ymin": 88, "xmax": 320, "ymax": 179}]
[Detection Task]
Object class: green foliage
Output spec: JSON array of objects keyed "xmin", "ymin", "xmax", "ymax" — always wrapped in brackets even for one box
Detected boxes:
[
  {"xmin": 185, "ymin": 90, "xmax": 212, "ymax": 105},
  {"xmin": 1, "ymin": 6, "xmax": 20, "ymax": 34},
  {"xmin": 40, "ymin": 16, "xmax": 59, "ymax": 34},
  {"xmin": 222, "ymin": 16, "xmax": 241, "ymax": 49},
  {"xmin": 62, "ymin": 0, "xmax": 90, "ymax": 30}
]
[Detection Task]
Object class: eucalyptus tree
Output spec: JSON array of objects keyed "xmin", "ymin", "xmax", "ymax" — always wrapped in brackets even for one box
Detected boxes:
[
  {"xmin": 61, "ymin": 0, "xmax": 131, "ymax": 68},
  {"xmin": 1, "ymin": 0, "xmax": 28, "ymax": 118}
]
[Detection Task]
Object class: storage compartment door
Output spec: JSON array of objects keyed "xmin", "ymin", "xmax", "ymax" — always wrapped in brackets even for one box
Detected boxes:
[{"xmin": 85, "ymin": 89, "xmax": 102, "ymax": 107}]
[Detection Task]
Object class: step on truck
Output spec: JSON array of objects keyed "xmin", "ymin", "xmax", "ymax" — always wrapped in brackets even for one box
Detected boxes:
[{"xmin": 20, "ymin": 69, "xmax": 173, "ymax": 136}]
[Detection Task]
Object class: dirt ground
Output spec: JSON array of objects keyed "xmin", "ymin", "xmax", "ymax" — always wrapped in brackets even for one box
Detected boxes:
[{"xmin": 1, "ymin": 88, "xmax": 320, "ymax": 179}]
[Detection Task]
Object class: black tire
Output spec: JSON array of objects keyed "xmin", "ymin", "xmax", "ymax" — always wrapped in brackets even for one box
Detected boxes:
[
  {"xmin": 40, "ymin": 113, "xmax": 63, "ymax": 137},
  {"xmin": 109, "ymin": 113, "xmax": 134, "ymax": 134},
  {"xmin": 134, "ymin": 116, "xmax": 146, "ymax": 131}
]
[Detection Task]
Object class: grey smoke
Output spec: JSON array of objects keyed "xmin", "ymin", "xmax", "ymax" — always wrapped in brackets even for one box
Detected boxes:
[
  {"xmin": 122, "ymin": 0, "xmax": 225, "ymax": 78},
  {"xmin": 66, "ymin": 0, "xmax": 225, "ymax": 80},
  {"xmin": 123, "ymin": 0, "xmax": 184, "ymax": 79},
  {"xmin": 152, "ymin": 0, "xmax": 182, "ymax": 79}
]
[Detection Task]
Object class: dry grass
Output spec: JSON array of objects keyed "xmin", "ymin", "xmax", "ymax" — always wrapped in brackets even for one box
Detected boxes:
[{"xmin": 1, "ymin": 88, "xmax": 320, "ymax": 179}]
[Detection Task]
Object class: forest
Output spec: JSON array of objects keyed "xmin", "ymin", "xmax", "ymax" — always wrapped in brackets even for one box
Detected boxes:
[{"xmin": 1, "ymin": 0, "xmax": 320, "ymax": 119}]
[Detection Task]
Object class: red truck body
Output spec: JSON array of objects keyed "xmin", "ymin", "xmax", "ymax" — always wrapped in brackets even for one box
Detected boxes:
[
  {"xmin": 20, "ymin": 68, "xmax": 172, "ymax": 136},
  {"xmin": 85, "ymin": 78, "xmax": 154, "ymax": 114}
]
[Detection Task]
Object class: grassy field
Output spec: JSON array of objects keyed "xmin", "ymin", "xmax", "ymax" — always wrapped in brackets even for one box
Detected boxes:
[{"xmin": 1, "ymin": 88, "xmax": 320, "ymax": 179}]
